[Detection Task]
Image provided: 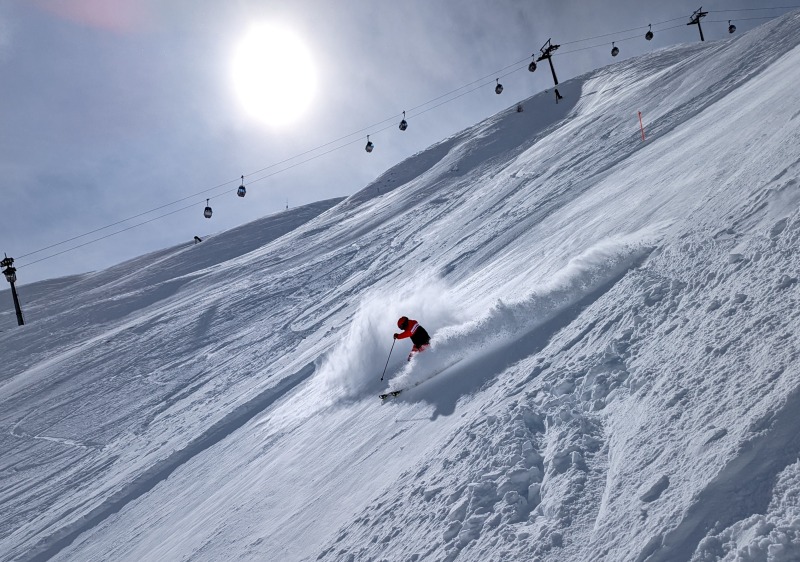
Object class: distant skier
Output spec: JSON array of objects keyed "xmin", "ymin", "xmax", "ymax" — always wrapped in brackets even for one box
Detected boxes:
[{"xmin": 394, "ymin": 316, "xmax": 431, "ymax": 360}]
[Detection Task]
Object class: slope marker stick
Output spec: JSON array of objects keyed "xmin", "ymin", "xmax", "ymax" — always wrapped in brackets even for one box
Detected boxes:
[{"xmin": 638, "ymin": 111, "xmax": 646, "ymax": 141}]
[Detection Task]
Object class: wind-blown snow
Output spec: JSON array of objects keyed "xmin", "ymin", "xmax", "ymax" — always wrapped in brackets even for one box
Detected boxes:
[{"xmin": 2, "ymin": 11, "xmax": 800, "ymax": 562}]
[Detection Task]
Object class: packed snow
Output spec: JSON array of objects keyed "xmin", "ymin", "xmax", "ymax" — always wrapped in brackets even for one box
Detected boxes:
[{"xmin": 2, "ymin": 11, "xmax": 800, "ymax": 562}]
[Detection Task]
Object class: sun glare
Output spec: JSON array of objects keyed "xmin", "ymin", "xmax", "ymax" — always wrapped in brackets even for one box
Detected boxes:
[{"xmin": 232, "ymin": 23, "xmax": 317, "ymax": 127}]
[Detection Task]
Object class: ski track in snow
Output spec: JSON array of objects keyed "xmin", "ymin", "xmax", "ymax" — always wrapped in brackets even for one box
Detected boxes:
[{"xmin": 2, "ymin": 12, "xmax": 800, "ymax": 562}]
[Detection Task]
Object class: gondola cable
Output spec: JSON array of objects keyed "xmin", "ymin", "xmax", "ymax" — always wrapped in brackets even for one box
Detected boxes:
[{"xmin": 13, "ymin": 5, "xmax": 800, "ymax": 269}]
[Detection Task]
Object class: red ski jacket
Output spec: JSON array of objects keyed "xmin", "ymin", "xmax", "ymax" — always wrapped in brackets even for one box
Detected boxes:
[{"xmin": 396, "ymin": 319, "xmax": 431, "ymax": 348}]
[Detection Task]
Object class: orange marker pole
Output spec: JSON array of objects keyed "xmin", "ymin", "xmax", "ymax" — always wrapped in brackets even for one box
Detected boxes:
[{"xmin": 638, "ymin": 111, "xmax": 646, "ymax": 141}]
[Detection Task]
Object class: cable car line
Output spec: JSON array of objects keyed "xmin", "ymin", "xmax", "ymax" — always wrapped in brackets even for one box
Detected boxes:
[
  {"xmin": 21, "ymin": 70, "xmax": 532, "ymax": 268},
  {"xmin": 15, "ymin": 54, "xmax": 530, "ymax": 264},
  {"xmin": 17, "ymin": 58, "xmax": 533, "ymax": 265},
  {"xmin": 25, "ymin": 64, "xmax": 543, "ymax": 270},
  {"xmin": 20, "ymin": 203, "xmax": 200, "ymax": 268},
  {"xmin": 245, "ymin": 59, "xmax": 534, "ymax": 175},
  {"xmin": 708, "ymin": 16, "xmax": 789, "ymax": 23},
  {"xmin": 557, "ymin": 24, "xmax": 687, "ymax": 56},
  {"xmin": 15, "ymin": 177, "xmax": 241, "ymax": 260},
  {"xmin": 19, "ymin": 135, "xmax": 375, "ymax": 269},
  {"xmin": 12, "ymin": 5, "xmax": 800, "ymax": 270},
  {"xmin": 559, "ymin": 16, "xmax": 688, "ymax": 46},
  {"xmin": 711, "ymin": 5, "xmax": 800, "ymax": 13}
]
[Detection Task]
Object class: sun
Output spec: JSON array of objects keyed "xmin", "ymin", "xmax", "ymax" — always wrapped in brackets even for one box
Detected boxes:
[{"xmin": 232, "ymin": 23, "xmax": 317, "ymax": 127}]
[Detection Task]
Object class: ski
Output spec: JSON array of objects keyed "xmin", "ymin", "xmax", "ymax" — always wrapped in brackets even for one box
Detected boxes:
[{"xmin": 379, "ymin": 358, "xmax": 463, "ymax": 401}]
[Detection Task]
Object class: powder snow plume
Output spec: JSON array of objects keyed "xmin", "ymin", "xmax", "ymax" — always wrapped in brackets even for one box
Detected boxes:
[
  {"xmin": 386, "ymin": 234, "xmax": 658, "ymax": 392},
  {"xmin": 317, "ymin": 275, "xmax": 465, "ymax": 398},
  {"xmin": 318, "ymin": 232, "xmax": 657, "ymax": 400}
]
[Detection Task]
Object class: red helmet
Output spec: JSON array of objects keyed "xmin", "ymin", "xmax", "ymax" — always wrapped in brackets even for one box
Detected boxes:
[{"xmin": 397, "ymin": 316, "xmax": 409, "ymax": 329}]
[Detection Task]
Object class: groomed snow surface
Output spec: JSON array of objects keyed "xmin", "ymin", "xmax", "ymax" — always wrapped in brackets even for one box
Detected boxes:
[{"xmin": 3, "ymin": 12, "xmax": 800, "ymax": 562}]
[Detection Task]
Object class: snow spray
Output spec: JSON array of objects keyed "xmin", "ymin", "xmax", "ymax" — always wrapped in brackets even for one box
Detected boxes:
[{"xmin": 318, "ymin": 275, "xmax": 464, "ymax": 398}]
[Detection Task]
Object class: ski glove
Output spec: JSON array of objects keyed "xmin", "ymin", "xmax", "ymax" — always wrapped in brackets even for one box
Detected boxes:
[{"xmin": 393, "ymin": 333, "xmax": 400, "ymax": 339}]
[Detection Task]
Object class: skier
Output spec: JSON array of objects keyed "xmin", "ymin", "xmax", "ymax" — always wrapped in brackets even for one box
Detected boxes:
[{"xmin": 394, "ymin": 316, "xmax": 431, "ymax": 361}]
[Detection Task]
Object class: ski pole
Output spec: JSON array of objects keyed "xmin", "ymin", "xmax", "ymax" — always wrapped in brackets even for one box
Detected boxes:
[{"xmin": 380, "ymin": 339, "xmax": 396, "ymax": 381}]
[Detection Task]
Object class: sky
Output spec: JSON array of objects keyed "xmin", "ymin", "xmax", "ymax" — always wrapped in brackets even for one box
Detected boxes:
[{"xmin": 0, "ymin": 0, "xmax": 789, "ymax": 285}]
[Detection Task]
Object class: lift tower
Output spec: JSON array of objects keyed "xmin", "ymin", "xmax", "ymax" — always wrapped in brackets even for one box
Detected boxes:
[
  {"xmin": 536, "ymin": 39, "xmax": 563, "ymax": 103},
  {"xmin": 688, "ymin": 7, "xmax": 709, "ymax": 41}
]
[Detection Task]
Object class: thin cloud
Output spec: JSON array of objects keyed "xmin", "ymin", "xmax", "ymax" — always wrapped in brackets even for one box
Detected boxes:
[
  {"xmin": 0, "ymin": 9, "xmax": 10, "ymax": 59},
  {"xmin": 30, "ymin": 0, "xmax": 151, "ymax": 33}
]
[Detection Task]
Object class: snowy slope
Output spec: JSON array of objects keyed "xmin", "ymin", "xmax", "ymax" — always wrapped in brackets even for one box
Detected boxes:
[{"xmin": 3, "ymin": 12, "xmax": 800, "ymax": 562}]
